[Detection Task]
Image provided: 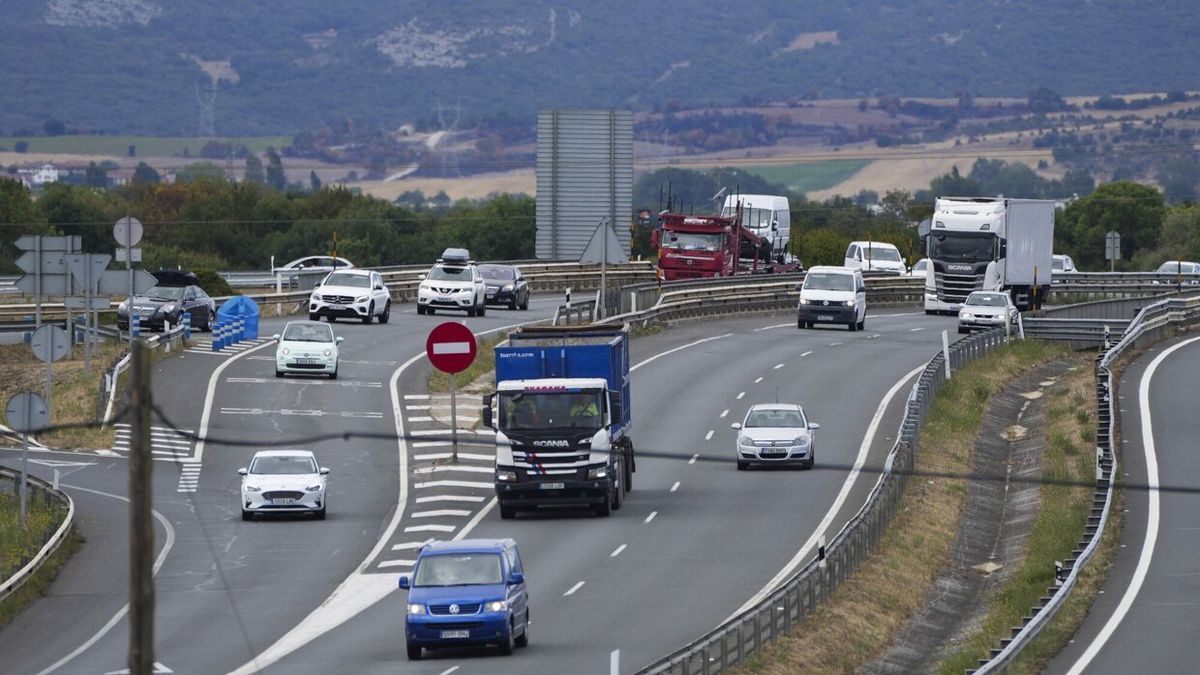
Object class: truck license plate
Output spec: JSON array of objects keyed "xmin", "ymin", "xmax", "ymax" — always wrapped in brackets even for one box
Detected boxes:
[
  {"xmin": 441, "ymin": 630, "xmax": 470, "ymax": 639},
  {"xmin": 540, "ymin": 482, "xmax": 565, "ymax": 490}
]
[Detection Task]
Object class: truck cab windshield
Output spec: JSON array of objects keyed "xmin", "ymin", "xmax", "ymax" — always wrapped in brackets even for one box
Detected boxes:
[
  {"xmin": 928, "ymin": 234, "xmax": 994, "ymax": 263},
  {"xmin": 499, "ymin": 391, "xmax": 604, "ymax": 432},
  {"xmin": 661, "ymin": 232, "xmax": 723, "ymax": 252}
]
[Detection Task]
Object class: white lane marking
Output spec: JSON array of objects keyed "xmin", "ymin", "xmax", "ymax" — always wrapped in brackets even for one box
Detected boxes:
[
  {"xmin": 377, "ymin": 560, "xmax": 414, "ymax": 569},
  {"xmin": 736, "ymin": 392, "xmax": 745, "ymax": 400},
  {"xmin": 720, "ymin": 409, "xmax": 729, "ymax": 418},
  {"xmin": 391, "ymin": 541, "xmax": 433, "ymax": 551},
  {"xmin": 1065, "ymin": 336, "xmax": 1200, "ymax": 674},
  {"xmin": 754, "ymin": 376, "xmax": 763, "ymax": 384},
  {"xmin": 410, "ymin": 429, "xmax": 493, "ymax": 437},
  {"xmin": 412, "ymin": 509, "xmax": 473, "ymax": 518},
  {"xmin": 194, "ymin": 340, "xmax": 276, "ymax": 462},
  {"xmin": 432, "ymin": 341, "xmax": 472, "ymax": 355},
  {"xmin": 37, "ymin": 484, "xmax": 175, "ymax": 675},
  {"xmin": 413, "ymin": 480, "xmax": 494, "ymax": 490},
  {"xmin": 688, "ymin": 454, "xmax": 699, "ymax": 465},
  {"xmin": 774, "ymin": 363, "xmax": 785, "ymax": 369},
  {"xmin": 644, "ymin": 511, "xmax": 658, "ymax": 524},
  {"xmin": 438, "ymin": 667, "xmax": 461, "ymax": 675},
  {"xmin": 753, "ymin": 323, "xmax": 792, "ymax": 332},
  {"xmin": 705, "ymin": 430, "xmax": 714, "ymax": 441},
  {"xmin": 629, "ymin": 333, "xmax": 734, "ymax": 372},
  {"xmin": 610, "ymin": 544, "xmax": 627, "ymax": 558},
  {"xmin": 412, "ymin": 465, "xmax": 494, "ymax": 476},
  {"xmin": 910, "ymin": 327, "xmax": 924, "ymax": 332},
  {"xmin": 414, "ymin": 452, "xmax": 495, "ymax": 462},
  {"xmin": 414, "ymin": 495, "xmax": 485, "ymax": 504},
  {"xmin": 408, "ymin": 416, "xmax": 434, "ymax": 423},
  {"xmin": 726, "ymin": 361, "xmax": 926, "ymax": 620},
  {"xmin": 231, "ymin": 320, "xmax": 732, "ymax": 673},
  {"xmin": 404, "ymin": 394, "xmax": 430, "ymax": 400},
  {"xmin": 801, "ymin": 350, "xmax": 813, "ymax": 357},
  {"xmin": 404, "ymin": 524, "xmax": 457, "ymax": 534},
  {"xmin": 829, "ymin": 342, "xmax": 843, "ymax": 347},
  {"xmin": 670, "ymin": 482, "xmax": 680, "ymax": 493},
  {"xmin": 563, "ymin": 581, "xmax": 585, "ymax": 596}
]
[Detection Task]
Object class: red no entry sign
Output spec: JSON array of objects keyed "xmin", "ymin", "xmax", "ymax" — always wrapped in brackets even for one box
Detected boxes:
[{"xmin": 426, "ymin": 322, "xmax": 478, "ymax": 374}]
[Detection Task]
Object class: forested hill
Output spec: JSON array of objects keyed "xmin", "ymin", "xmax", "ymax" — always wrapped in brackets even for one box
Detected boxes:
[{"xmin": 2, "ymin": 1, "xmax": 1196, "ymax": 136}]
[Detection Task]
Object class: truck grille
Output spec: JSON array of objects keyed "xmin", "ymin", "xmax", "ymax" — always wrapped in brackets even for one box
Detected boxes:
[
  {"xmin": 514, "ymin": 450, "xmax": 589, "ymax": 466},
  {"xmin": 933, "ymin": 271, "xmax": 983, "ymax": 303}
]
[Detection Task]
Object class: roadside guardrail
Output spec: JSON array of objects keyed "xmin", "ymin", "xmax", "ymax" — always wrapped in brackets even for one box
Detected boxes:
[{"xmin": 0, "ymin": 467, "xmax": 74, "ymax": 605}]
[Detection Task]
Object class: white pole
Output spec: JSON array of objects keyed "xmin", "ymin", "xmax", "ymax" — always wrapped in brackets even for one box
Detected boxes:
[
  {"xmin": 942, "ymin": 329, "xmax": 952, "ymax": 380},
  {"xmin": 451, "ymin": 371, "xmax": 458, "ymax": 464},
  {"xmin": 600, "ymin": 218, "xmax": 608, "ymax": 320},
  {"xmin": 610, "ymin": 649, "xmax": 620, "ymax": 675},
  {"xmin": 19, "ymin": 404, "xmax": 30, "ymax": 528}
]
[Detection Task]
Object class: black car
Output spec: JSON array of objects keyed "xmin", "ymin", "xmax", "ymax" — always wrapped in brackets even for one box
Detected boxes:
[
  {"xmin": 116, "ymin": 270, "xmax": 216, "ymax": 332},
  {"xmin": 478, "ymin": 264, "xmax": 529, "ymax": 310}
]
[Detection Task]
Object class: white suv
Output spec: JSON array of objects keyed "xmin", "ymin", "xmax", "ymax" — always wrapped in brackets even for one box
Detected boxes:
[
  {"xmin": 417, "ymin": 260, "xmax": 487, "ymax": 316},
  {"xmin": 309, "ymin": 269, "xmax": 391, "ymax": 324}
]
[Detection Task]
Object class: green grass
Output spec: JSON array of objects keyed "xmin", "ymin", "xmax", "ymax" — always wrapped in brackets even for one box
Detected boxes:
[
  {"xmin": 1, "ymin": 135, "xmax": 291, "ymax": 157},
  {"xmin": 427, "ymin": 334, "xmax": 507, "ymax": 396},
  {"xmin": 740, "ymin": 159, "xmax": 870, "ymax": 194},
  {"xmin": 0, "ymin": 491, "xmax": 77, "ymax": 629}
]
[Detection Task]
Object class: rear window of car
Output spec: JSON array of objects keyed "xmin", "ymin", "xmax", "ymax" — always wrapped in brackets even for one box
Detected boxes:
[{"xmin": 480, "ymin": 266, "xmax": 516, "ymax": 280}]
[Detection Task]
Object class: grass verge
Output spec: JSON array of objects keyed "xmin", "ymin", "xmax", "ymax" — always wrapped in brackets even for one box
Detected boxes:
[
  {"xmin": 0, "ymin": 340, "xmax": 122, "ymax": 450},
  {"xmin": 0, "ymin": 491, "xmax": 80, "ymax": 629},
  {"xmin": 936, "ymin": 355, "xmax": 1094, "ymax": 673},
  {"xmin": 427, "ymin": 333, "xmax": 506, "ymax": 396},
  {"xmin": 741, "ymin": 159, "xmax": 870, "ymax": 193},
  {"xmin": 737, "ymin": 339, "xmax": 1069, "ymax": 674}
]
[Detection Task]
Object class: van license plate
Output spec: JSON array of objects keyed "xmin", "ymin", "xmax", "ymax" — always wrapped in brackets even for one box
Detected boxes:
[
  {"xmin": 440, "ymin": 630, "xmax": 470, "ymax": 639},
  {"xmin": 817, "ymin": 315, "xmax": 834, "ymax": 321},
  {"xmin": 540, "ymin": 482, "xmax": 565, "ymax": 490}
]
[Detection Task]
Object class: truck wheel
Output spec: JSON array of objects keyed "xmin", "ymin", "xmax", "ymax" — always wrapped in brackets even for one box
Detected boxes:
[
  {"xmin": 593, "ymin": 497, "xmax": 611, "ymax": 517},
  {"xmin": 406, "ymin": 644, "xmax": 421, "ymax": 661},
  {"xmin": 499, "ymin": 502, "xmax": 516, "ymax": 519},
  {"xmin": 623, "ymin": 450, "xmax": 633, "ymax": 492},
  {"xmin": 611, "ymin": 468, "xmax": 624, "ymax": 512}
]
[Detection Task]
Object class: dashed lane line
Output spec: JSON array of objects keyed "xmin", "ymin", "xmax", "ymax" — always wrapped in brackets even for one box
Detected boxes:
[
  {"xmin": 720, "ymin": 409, "xmax": 729, "ymax": 418},
  {"xmin": 689, "ymin": 454, "xmax": 699, "ymax": 465},
  {"xmin": 413, "ymin": 479, "xmax": 493, "ymax": 490},
  {"xmin": 774, "ymin": 363, "xmax": 785, "ymax": 369},
  {"xmin": 610, "ymin": 544, "xmax": 627, "ymax": 558},
  {"xmin": 414, "ymin": 452, "xmax": 495, "ymax": 462},
  {"xmin": 412, "ymin": 465, "xmax": 494, "ymax": 475},
  {"xmin": 563, "ymin": 581, "xmax": 585, "ymax": 596},
  {"xmin": 736, "ymin": 391, "xmax": 745, "ymax": 400},
  {"xmin": 414, "ymin": 495, "xmax": 486, "ymax": 504},
  {"xmin": 704, "ymin": 430, "xmax": 714, "ymax": 441},
  {"xmin": 754, "ymin": 376, "xmax": 764, "ymax": 383},
  {"xmin": 644, "ymin": 511, "xmax": 658, "ymax": 524},
  {"xmin": 801, "ymin": 350, "xmax": 813, "ymax": 357},
  {"xmin": 404, "ymin": 524, "xmax": 457, "ymax": 534},
  {"xmin": 670, "ymin": 482, "xmax": 680, "ymax": 493},
  {"xmin": 412, "ymin": 509, "xmax": 473, "ymax": 518}
]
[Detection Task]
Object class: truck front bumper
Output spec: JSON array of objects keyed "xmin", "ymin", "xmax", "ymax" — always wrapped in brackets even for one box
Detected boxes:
[{"xmin": 495, "ymin": 477, "xmax": 611, "ymax": 508}]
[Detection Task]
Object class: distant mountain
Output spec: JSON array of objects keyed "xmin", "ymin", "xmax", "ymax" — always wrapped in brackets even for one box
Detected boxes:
[{"xmin": 2, "ymin": 1, "xmax": 1196, "ymax": 136}]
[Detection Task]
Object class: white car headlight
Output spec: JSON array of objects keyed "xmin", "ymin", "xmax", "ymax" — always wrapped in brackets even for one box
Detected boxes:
[
  {"xmin": 305, "ymin": 482, "xmax": 324, "ymax": 492},
  {"xmin": 323, "ymin": 349, "xmax": 331, "ymax": 356},
  {"xmin": 355, "ymin": 296, "xmax": 367, "ymax": 303},
  {"xmin": 407, "ymin": 603, "xmax": 426, "ymax": 615},
  {"xmin": 118, "ymin": 300, "xmax": 129, "ymax": 311},
  {"xmin": 486, "ymin": 600, "xmax": 508, "ymax": 612},
  {"xmin": 737, "ymin": 435, "xmax": 753, "ymax": 447},
  {"xmin": 281, "ymin": 347, "xmax": 290, "ymax": 355},
  {"xmin": 163, "ymin": 303, "xmax": 176, "ymax": 313},
  {"xmin": 502, "ymin": 284, "xmax": 514, "ymax": 291},
  {"xmin": 244, "ymin": 484, "xmax": 261, "ymax": 493},
  {"xmin": 793, "ymin": 435, "xmax": 810, "ymax": 446}
]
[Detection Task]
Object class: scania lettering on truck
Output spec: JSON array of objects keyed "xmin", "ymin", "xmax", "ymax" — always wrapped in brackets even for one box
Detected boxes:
[
  {"xmin": 925, "ymin": 197, "xmax": 1055, "ymax": 314},
  {"xmin": 482, "ymin": 325, "xmax": 634, "ymax": 518}
]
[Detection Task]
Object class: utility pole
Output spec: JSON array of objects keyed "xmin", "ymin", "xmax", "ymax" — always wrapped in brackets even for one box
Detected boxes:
[{"xmin": 128, "ymin": 340, "xmax": 155, "ymax": 674}]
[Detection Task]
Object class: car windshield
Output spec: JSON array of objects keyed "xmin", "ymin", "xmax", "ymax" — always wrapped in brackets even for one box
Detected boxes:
[
  {"xmin": 913, "ymin": 260, "xmax": 928, "ymax": 271},
  {"xmin": 282, "ymin": 323, "xmax": 334, "ymax": 342},
  {"xmin": 967, "ymin": 294, "xmax": 1007, "ymax": 307},
  {"xmin": 499, "ymin": 391, "xmax": 604, "ymax": 432},
  {"xmin": 803, "ymin": 272, "xmax": 854, "ymax": 291},
  {"xmin": 929, "ymin": 233, "xmax": 994, "ymax": 263},
  {"xmin": 250, "ymin": 455, "xmax": 317, "ymax": 474},
  {"xmin": 1052, "ymin": 258, "xmax": 1064, "ymax": 271},
  {"xmin": 413, "ymin": 553, "xmax": 503, "ymax": 587},
  {"xmin": 661, "ymin": 232, "xmax": 724, "ymax": 252},
  {"xmin": 864, "ymin": 246, "xmax": 901, "ymax": 262},
  {"xmin": 323, "ymin": 272, "xmax": 370, "ymax": 288},
  {"xmin": 144, "ymin": 285, "xmax": 185, "ymax": 301},
  {"xmin": 745, "ymin": 409, "xmax": 806, "ymax": 428},
  {"xmin": 428, "ymin": 265, "xmax": 472, "ymax": 281},
  {"xmin": 480, "ymin": 266, "xmax": 516, "ymax": 280}
]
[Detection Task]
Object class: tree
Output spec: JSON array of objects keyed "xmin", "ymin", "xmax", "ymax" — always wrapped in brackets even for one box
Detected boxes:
[
  {"xmin": 310, "ymin": 171, "xmax": 322, "ymax": 192},
  {"xmin": 1157, "ymin": 156, "xmax": 1200, "ymax": 205},
  {"xmin": 929, "ymin": 166, "xmax": 981, "ymax": 198},
  {"xmin": 43, "ymin": 119, "xmax": 66, "ymax": 136},
  {"xmin": 1057, "ymin": 182, "xmax": 1165, "ymax": 269},
  {"xmin": 1027, "ymin": 87, "xmax": 1070, "ymax": 114},
  {"xmin": 132, "ymin": 162, "xmax": 160, "ymax": 185},
  {"xmin": 84, "ymin": 161, "xmax": 109, "ymax": 188},
  {"xmin": 265, "ymin": 147, "xmax": 286, "ymax": 191},
  {"xmin": 1154, "ymin": 204, "xmax": 1200, "ymax": 262},
  {"xmin": 175, "ymin": 162, "xmax": 227, "ymax": 183},
  {"xmin": 243, "ymin": 154, "xmax": 265, "ymax": 184}
]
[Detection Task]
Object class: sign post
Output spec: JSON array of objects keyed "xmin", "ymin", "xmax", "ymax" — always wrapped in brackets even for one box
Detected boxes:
[
  {"xmin": 5, "ymin": 392, "xmax": 49, "ymax": 528},
  {"xmin": 31, "ymin": 324, "xmax": 69, "ymax": 420},
  {"xmin": 114, "ymin": 217, "xmax": 144, "ymax": 349},
  {"xmin": 1105, "ymin": 230, "xmax": 1121, "ymax": 273},
  {"xmin": 426, "ymin": 323, "xmax": 478, "ymax": 464}
]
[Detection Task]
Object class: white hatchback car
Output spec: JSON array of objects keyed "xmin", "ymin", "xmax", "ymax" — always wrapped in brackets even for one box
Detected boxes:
[
  {"xmin": 732, "ymin": 404, "xmax": 819, "ymax": 470},
  {"xmin": 274, "ymin": 321, "xmax": 343, "ymax": 379},
  {"xmin": 239, "ymin": 449, "xmax": 330, "ymax": 520},
  {"xmin": 957, "ymin": 291, "xmax": 1019, "ymax": 333}
]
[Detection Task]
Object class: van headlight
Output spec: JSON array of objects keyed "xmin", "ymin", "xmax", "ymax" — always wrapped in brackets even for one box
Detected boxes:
[
  {"xmin": 843, "ymin": 300, "xmax": 855, "ymax": 307},
  {"xmin": 407, "ymin": 603, "xmax": 426, "ymax": 615},
  {"xmin": 486, "ymin": 600, "xmax": 509, "ymax": 612}
]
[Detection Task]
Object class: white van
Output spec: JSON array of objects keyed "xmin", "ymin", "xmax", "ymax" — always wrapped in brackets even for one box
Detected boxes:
[
  {"xmin": 797, "ymin": 266, "xmax": 867, "ymax": 331},
  {"xmin": 844, "ymin": 241, "xmax": 906, "ymax": 275},
  {"xmin": 722, "ymin": 194, "xmax": 790, "ymax": 262}
]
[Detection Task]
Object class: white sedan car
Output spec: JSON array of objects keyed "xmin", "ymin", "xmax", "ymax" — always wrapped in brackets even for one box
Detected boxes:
[
  {"xmin": 908, "ymin": 258, "xmax": 930, "ymax": 280},
  {"xmin": 274, "ymin": 321, "xmax": 343, "ymax": 379},
  {"xmin": 239, "ymin": 449, "xmax": 330, "ymax": 520},
  {"xmin": 732, "ymin": 403, "xmax": 819, "ymax": 470},
  {"xmin": 957, "ymin": 291, "xmax": 1019, "ymax": 333}
]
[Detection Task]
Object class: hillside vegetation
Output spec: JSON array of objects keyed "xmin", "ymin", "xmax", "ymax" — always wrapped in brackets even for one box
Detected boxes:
[{"xmin": 1, "ymin": 1, "xmax": 1196, "ymax": 136}]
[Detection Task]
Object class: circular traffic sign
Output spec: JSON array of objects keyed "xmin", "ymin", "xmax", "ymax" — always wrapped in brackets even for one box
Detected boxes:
[
  {"xmin": 426, "ymin": 322, "xmax": 478, "ymax": 374},
  {"xmin": 31, "ymin": 324, "xmax": 69, "ymax": 363},
  {"xmin": 113, "ymin": 216, "xmax": 144, "ymax": 247},
  {"xmin": 5, "ymin": 392, "xmax": 49, "ymax": 433}
]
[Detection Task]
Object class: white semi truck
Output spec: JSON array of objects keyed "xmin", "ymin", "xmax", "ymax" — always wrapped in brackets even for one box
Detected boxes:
[{"xmin": 924, "ymin": 197, "xmax": 1055, "ymax": 314}]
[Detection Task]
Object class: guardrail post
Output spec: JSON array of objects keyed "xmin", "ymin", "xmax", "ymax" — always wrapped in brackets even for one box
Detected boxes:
[
  {"xmin": 942, "ymin": 329, "xmax": 951, "ymax": 379},
  {"xmin": 183, "ymin": 311, "xmax": 191, "ymax": 340}
]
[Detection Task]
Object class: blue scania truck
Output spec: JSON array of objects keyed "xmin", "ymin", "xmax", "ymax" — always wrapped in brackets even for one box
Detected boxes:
[{"xmin": 482, "ymin": 324, "xmax": 634, "ymax": 518}]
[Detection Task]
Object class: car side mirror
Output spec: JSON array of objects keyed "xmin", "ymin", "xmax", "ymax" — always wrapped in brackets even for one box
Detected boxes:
[
  {"xmin": 319, "ymin": 467, "xmax": 330, "ymax": 475},
  {"xmin": 808, "ymin": 422, "xmax": 820, "ymax": 431},
  {"xmin": 509, "ymin": 572, "xmax": 525, "ymax": 585},
  {"xmin": 398, "ymin": 575, "xmax": 410, "ymax": 590},
  {"xmin": 238, "ymin": 468, "xmax": 248, "ymax": 476},
  {"xmin": 336, "ymin": 336, "xmax": 344, "ymax": 344},
  {"xmin": 375, "ymin": 285, "xmax": 384, "ymax": 291},
  {"xmin": 481, "ymin": 394, "xmax": 494, "ymax": 429},
  {"xmin": 297, "ymin": 264, "xmax": 305, "ymax": 269},
  {"xmin": 272, "ymin": 334, "xmax": 280, "ymax": 341},
  {"xmin": 731, "ymin": 422, "xmax": 742, "ymax": 430}
]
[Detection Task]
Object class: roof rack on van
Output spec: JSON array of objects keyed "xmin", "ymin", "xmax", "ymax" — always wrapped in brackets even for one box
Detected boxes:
[{"xmin": 438, "ymin": 247, "xmax": 472, "ymax": 265}]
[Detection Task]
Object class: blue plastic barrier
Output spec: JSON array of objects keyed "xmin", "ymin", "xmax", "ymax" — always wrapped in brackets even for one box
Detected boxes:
[{"xmin": 183, "ymin": 311, "xmax": 192, "ymax": 340}]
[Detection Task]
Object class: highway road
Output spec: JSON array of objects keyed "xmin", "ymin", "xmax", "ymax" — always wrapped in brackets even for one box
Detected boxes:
[
  {"xmin": 1, "ymin": 302, "xmax": 959, "ymax": 674},
  {"xmin": 1046, "ymin": 335, "xmax": 1200, "ymax": 675}
]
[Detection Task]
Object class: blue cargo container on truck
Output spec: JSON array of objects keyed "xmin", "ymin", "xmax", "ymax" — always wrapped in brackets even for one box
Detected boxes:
[{"xmin": 482, "ymin": 324, "xmax": 634, "ymax": 518}]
